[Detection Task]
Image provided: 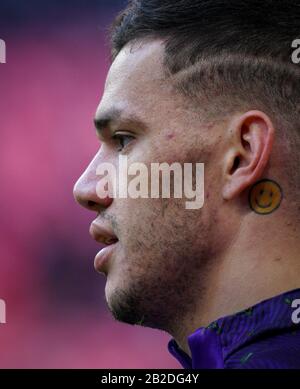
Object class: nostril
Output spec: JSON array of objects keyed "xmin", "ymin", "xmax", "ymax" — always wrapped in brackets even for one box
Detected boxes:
[{"xmin": 88, "ymin": 200, "xmax": 96, "ymax": 208}]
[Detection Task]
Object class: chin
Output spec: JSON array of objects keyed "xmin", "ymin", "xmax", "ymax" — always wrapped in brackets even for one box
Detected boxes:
[
  {"xmin": 104, "ymin": 277, "xmax": 147, "ymax": 326},
  {"xmin": 104, "ymin": 277, "xmax": 115, "ymax": 306}
]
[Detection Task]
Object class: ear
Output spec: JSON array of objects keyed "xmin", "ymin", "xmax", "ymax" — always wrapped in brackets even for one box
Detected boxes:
[{"xmin": 222, "ymin": 110, "xmax": 275, "ymax": 200}]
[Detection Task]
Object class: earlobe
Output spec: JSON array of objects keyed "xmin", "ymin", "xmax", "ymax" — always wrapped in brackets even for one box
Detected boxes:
[{"xmin": 222, "ymin": 111, "xmax": 275, "ymax": 201}]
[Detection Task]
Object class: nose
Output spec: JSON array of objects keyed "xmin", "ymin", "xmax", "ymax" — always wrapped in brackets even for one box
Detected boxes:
[{"xmin": 73, "ymin": 153, "xmax": 113, "ymax": 212}]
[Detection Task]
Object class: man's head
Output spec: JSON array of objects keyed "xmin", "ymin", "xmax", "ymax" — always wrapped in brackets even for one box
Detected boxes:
[{"xmin": 74, "ymin": 1, "xmax": 300, "ymax": 337}]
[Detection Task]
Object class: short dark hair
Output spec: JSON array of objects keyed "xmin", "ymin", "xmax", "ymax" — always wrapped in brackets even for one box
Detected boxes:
[{"xmin": 110, "ymin": 0, "xmax": 300, "ymax": 186}]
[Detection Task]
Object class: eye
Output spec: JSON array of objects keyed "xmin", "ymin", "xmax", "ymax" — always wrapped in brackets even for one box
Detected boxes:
[{"xmin": 112, "ymin": 133, "xmax": 135, "ymax": 152}]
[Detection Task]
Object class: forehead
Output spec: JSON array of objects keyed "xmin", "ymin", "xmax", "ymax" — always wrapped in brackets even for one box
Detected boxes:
[
  {"xmin": 107, "ymin": 40, "xmax": 166, "ymax": 90},
  {"xmin": 96, "ymin": 40, "xmax": 178, "ymax": 119}
]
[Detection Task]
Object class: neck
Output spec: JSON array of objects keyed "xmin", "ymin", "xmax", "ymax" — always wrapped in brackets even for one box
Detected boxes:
[{"xmin": 173, "ymin": 214, "xmax": 300, "ymax": 356}]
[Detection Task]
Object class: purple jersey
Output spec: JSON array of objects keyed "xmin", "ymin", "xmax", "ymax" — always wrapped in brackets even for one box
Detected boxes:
[{"xmin": 168, "ymin": 289, "xmax": 300, "ymax": 369}]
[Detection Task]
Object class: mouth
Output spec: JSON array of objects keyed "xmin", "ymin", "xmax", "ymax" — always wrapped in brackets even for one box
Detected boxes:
[
  {"xmin": 255, "ymin": 198, "xmax": 272, "ymax": 209},
  {"xmin": 89, "ymin": 221, "xmax": 119, "ymax": 274},
  {"xmin": 94, "ymin": 241, "xmax": 118, "ymax": 274}
]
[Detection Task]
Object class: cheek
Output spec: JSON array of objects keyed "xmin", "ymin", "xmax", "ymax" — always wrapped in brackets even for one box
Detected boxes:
[
  {"xmin": 165, "ymin": 131, "xmax": 176, "ymax": 141},
  {"xmin": 116, "ymin": 197, "xmax": 159, "ymax": 238}
]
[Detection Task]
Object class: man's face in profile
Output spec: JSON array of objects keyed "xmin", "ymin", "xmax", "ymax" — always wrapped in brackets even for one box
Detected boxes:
[
  {"xmin": 74, "ymin": 40, "xmax": 228, "ymax": 332},
  {"xmin": 71, "ymin": 0, "xmax": 300, "ymax": 370}
]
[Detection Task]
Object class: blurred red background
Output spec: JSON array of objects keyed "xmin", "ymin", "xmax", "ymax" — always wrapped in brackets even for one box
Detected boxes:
[{"xmin": 0, "ymin": 0, "xmax": 179, "ymax": 368}]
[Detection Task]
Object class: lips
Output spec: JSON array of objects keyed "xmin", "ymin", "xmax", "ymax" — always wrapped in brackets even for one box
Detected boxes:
[
  {"xmin": 89, "ymin": 220, "xmax": 119, "ymax": 274},
  {"xmin": 89, "ymin": 221, "xmax": 118, "ymax": 245}
]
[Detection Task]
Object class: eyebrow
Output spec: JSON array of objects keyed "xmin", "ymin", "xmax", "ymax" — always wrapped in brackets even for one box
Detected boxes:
[{"xmin": 94, "ymin": 108, "xmax": 148, "ymax": 136}]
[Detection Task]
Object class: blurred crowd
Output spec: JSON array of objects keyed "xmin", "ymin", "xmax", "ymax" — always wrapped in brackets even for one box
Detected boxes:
[{"xmin": 0, "ymin": 0, "xmax": 178, "ymax": 368}]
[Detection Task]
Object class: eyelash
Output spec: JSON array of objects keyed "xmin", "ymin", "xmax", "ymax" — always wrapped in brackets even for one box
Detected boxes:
[{"xmin": 112, "ymin": 133, "xmax": 135, "ymax": 152}]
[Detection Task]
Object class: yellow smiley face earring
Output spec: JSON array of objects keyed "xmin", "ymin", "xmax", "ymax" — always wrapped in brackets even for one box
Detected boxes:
[{"xmin": 249, "ymin": 179, "xmax": 283, "ymax": 215}]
